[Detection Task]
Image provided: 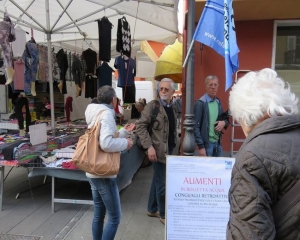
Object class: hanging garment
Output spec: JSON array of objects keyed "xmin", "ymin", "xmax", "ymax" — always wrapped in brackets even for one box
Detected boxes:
[
  {"xmin": 72, "ymin": 55, "xmax": 81, "ymax": 85},
  {"xmin": 116, "ymin": 17, "xmax": 131, "ymax": 57},
  {"xmin": 56, "ymin": 49, "xmax": 68, "ymax": 94},
  {"xmin": 85, "ymin": 74, "xmax": 97, "ymax": 99},
  {"xmin": 96, "ymin": 62, "xmax": 114, "ymax": 89},
  {"xmin": 14, "ymin": 96, "xmax": 31, "ymax": 132},
  {"xmin": 80, "ymin": 57, "xmax": 87, "ymax": 83},
  {"xmin": 0, "ymin": 59, "xmax": 5, "ymax": 84},
  {"xmin": 98, "ymin": 17, "xmax": 113, "ymax": 62},
  {"xmin": 67, "ymin": 52, "xmax": 72, "ymax": 81},
  {"xmin": 82, "ymin": 48, "xmax": 97, "ymax": 74},
  {"xmin": 37, "ymin": 45, "xmax": 49, "ymax": 81},
  {"xmin": 122, "ymin": 83, "xmax": 136, "ymax": 104},
  {"xmin": 22, "ymin": 41, "xmax": 39, "ymax": 94},
  {"xmin": 0, "ymin": 20, "xmax": 13, "ymax": 68},
  {"xmin": 64, "ymin": 96, "xmax": 73, "ymax": 122},
  {"xmin": 12, "ymin": 26, "xmax": 27, "ymax": 57},
  {"xmin": 13, "ymin": 59, "xmax": 25, "ymax": 90},
  {"xmin": 52, "ymin": 50, "xmax": 60, "ymax": 81},
  {"xmin": 114, "ymin": 56, "xmax": 136, "ymax": 87}
]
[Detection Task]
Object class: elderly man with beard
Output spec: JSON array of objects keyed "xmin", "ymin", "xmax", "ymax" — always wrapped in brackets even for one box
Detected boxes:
[{"xmin": 136, "ymin": 78, "xmax": 177, "ymax": 225}]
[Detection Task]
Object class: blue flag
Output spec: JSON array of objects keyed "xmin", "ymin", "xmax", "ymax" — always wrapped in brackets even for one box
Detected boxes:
[{"xmin": 193, "ymin": 0, "xmax": 239, "ymax": 91}]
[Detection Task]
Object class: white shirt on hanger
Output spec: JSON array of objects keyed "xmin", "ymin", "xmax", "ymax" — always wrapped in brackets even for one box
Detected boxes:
[{"xmin": 12, "ymin": 26, "xmax": 27, "ymax": 57}]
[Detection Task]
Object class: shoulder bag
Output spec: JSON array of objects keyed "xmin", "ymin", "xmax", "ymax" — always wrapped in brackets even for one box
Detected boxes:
[{"xmin": 72, "ymin": 111, "xmax": 120, "ymax": 176}]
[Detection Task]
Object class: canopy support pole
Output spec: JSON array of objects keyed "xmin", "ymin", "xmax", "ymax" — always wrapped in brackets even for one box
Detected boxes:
[
  {"xmin": 52, "ymin": 0, "xmax": 121, "ymax": 33},
  {"xmin": 45, "ymin": 0, "xmax": 55, "ymax": 133},
  {"xmin": 0, "ymin": 10, "xmax": 44, "ymax": 32},
  {"xmin": 55, "ymin": 0, "xmax": 83, "ymax": 34},
  {"xmin": 60, "ymin": 13, "xmax": 119, "ymax": 32},
  {"xmin": 183, "ymin": 0, "xmax": 196, "ymax": 156},
  {"xmin": 51, "ymin": 0, "xmax": 73, "ymax": 31},
  {"xmin": 87, "ymin": 0, "xmax": 177, "ymax": 33},
  {"xmin": 15, "ymin": 0, "xmax": 36, "ymax": 24},
  {"xmin": 8, "ymin": 0, "xmax": 47, "ymax": 31}
]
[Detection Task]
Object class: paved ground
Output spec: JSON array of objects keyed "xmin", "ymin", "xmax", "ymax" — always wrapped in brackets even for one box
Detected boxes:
[{"xmin": 63, "ymin": 166, "xmax": 165, "ymax": 240}]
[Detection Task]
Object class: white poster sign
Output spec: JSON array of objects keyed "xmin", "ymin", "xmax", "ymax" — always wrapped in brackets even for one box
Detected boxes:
[
  {"xmin": 29, "ymin": 123, "xmax": 47, "ymax": 145},
  {"xmin": 166, "ymin": 156, "xmax": 235, "ymax": 240}
]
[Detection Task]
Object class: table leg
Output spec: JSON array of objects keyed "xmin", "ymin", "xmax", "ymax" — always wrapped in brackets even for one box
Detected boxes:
[
  {"xmin": 52, "ymin": 176, "xmax": 55, "ymax": 213},
  {"xmin": 0, "ymin": 166, "xmax": 3, "ymax": 211}
]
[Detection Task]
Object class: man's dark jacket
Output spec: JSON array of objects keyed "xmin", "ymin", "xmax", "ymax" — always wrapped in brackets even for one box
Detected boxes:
[{"xmin": 194, "ymin": 94, "xmax": 229, "ymax": 149}]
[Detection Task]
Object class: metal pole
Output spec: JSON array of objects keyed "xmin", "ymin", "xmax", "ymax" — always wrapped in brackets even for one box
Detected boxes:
[
  {"xmin": 45, "ymin": 0, "xmax": 55, "ymax": 133},
  {"xmin": 0, "ymin": 10, "xmax": 44, "ymax": 32},
  {"xmin": 52, "ymin": 0, "xmax": 121, "ymax": 33},
  {"xmin": 9, "ymin": 0, "xmax": 47, "ymax": 31},
  {"xmin": 51, "ymin": 0, "xmax": 73, "ymax": 31},
  {"xmin": 183, "ymin": 0, "xmax": 196, "ymax": 156}
]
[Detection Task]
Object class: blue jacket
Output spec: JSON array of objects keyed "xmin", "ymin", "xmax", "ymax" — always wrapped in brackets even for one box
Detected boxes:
[{"xmin": 194, "ymin": 94, "xmax": 229, "ymax": 149}]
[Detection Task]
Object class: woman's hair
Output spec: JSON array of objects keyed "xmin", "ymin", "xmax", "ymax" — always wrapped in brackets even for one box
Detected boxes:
[
  {"xmin": 229, "ymin": 68, "xmax": 299, "ymax": 127},
  {"xmin": 97, "ymin": 86, "xmax": 116, "ymax": 104}
]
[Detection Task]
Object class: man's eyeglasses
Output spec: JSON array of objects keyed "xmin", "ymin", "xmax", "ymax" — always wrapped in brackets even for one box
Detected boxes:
[
  {"xmin": 207, "ymin": 83, "xmax": 219, "ymax": 88},
  {"xmin": 160, "ymin": 87, "xmax": 170, "ymax": 92}
]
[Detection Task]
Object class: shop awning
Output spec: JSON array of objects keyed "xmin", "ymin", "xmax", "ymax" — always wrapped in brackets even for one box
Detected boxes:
[{"xmin": 154, "ymin": 39, "xmax": 183, "ymax": 83}]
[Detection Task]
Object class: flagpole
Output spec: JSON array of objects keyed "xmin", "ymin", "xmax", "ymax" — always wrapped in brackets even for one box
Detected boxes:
[
  {"xmin": 182, "ymin": 0, "xmax": 196, "ymax": 156},
  {"xmin": 182, "ymin": 39, "xmax": 194, "ymax": 67}
]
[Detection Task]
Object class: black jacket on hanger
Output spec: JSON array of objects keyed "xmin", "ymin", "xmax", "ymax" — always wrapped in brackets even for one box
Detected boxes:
[
  {"xmin": 82, "ymin": 48, "xmax": 97, "ymax": 74},
  {"xmin": 116, "ymin": 17, "xmax": 131, "ymax": 57}
]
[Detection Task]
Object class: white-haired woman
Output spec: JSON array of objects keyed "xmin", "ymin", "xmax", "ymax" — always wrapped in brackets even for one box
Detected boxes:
[{"xmin": 227, "ymin": 68, "xmax": 300, "ymax": 240}]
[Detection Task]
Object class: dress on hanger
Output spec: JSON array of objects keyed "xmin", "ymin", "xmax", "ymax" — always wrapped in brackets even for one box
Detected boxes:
[
  {"xmin": 38, "ymin": 45, "xmax": 49, "ymax": 81},
  {"xmin": 82, "ymin": 48, "xmax": 97, "ymax": 74},
  {"xmin": 98, "ymin": 17, "xmax": 113, "ymax": 62}
]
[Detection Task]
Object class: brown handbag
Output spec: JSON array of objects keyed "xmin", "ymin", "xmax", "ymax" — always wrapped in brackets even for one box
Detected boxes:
[{"xmin": 72, "ymin": 111, "xmax": 121, "ymax": 176}]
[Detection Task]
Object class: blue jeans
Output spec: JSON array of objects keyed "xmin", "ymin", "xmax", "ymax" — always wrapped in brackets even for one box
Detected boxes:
[
  {"xmin": 147, "ymin": 148, "xmax": 173, "ymax": 219},
  {"xmin": 206, "ymin": 141, "xmax": 222, "ymax": 157},
  {"xmin": 88, "ymin": 178, "xmax": 121, "ymax": 240}
]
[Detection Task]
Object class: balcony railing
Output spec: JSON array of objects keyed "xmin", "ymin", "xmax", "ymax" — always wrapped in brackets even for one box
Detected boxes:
[{"xmin": 284, "ymin": 49, "xmax": 300, "ymax": 64}]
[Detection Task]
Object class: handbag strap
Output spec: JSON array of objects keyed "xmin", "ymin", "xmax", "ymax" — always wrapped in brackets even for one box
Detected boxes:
[{"xmin": 272, "ymin": 176, "xmax": 300, "ymax": 223}]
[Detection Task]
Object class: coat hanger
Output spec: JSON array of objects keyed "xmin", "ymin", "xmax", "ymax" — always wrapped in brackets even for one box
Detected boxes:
[{"xmin": 29, "ymin": 28, "xmax": 36, "ymax": 43}]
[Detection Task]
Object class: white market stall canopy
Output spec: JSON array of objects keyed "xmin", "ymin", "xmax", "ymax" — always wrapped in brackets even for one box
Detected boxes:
[{"xmin": 0, "ymin": 0, "xmax": 180, "ymax": 58}]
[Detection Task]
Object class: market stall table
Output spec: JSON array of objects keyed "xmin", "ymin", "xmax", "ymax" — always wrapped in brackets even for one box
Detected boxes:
[{"xmin": 0, "ymin": 144, "xmax": 144, "ymax": 212}]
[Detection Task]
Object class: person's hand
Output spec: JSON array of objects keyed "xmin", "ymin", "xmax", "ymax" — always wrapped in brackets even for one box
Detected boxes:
[
  {"xmin": 198, "ymin": 148, "xmax": 206, "ymax": 156},
  {"xmin": 126, "ymin": 138, "xmax": 133, "ymax": 150},
  {"xmin": 214, "ymin": 120, "xmax": 226, "ymax": 132},
  {"xmin": 147, "ymin": 146, "xmax": 157, "ymax": 162},
  {"xmin": 124, "ymin": 123, "xmax": 136, "ymax": 132}
]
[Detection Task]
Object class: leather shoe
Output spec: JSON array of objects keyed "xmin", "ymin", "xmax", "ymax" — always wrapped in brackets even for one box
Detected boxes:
[
  {"xmin": 159, "ymin": 218, "xmax": 165, "ymax": 225},
  {"xmin": 147, "ymin": 211, "xmax": 159, "ymax": 218}
]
